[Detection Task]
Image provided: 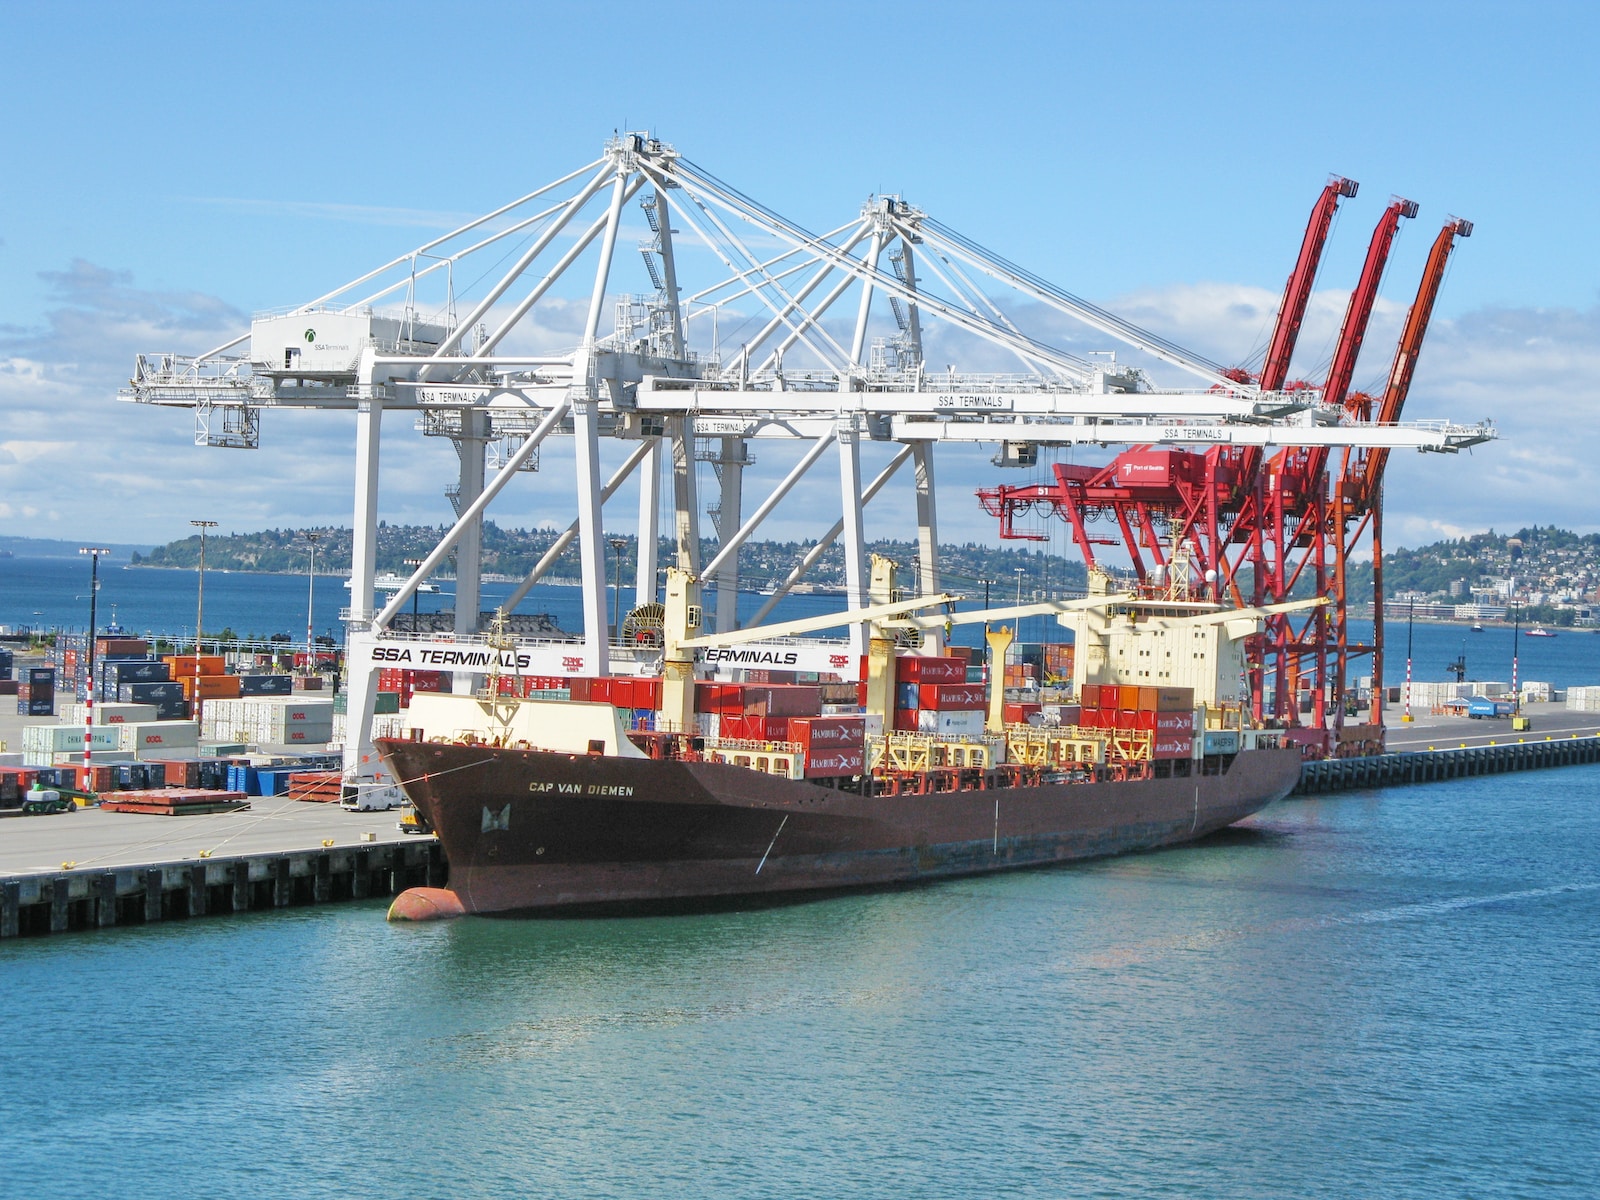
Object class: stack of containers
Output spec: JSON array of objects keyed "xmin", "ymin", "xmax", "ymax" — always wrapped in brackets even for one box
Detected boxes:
[
  {"xmin": 22, "ymin": 723, "xmax": 121, "ymax": 765},
  {"xmin": 118, "ymin": 677, "xmax": 188, "ymax": 718},
  {"xmin": 1078, "ymin": 683, "xmax": 1196, "ymax": 759},
  {"xmin": 0, "ymin": 646, "xmax": 13, "ymax": 681},
  {"xmin": 892, "ymin": 656, "xmax": 985, "ymax": 736},
  {"xmin": 166, "ymin": 654, "xmax": 241, "ymax": 702},
  {"xmin": 694, "ymin": 682, "xmax": 826, "ymax": 741},
  {"xmin": 1566, "ymin": 686, "xmax": 1600, "ymax": 713},
  {"xmin": 17, "ymin": 666, "xmax": 56, "ymax": 715},
  {"xmin": 118, "ymin": 720, "xmax": 201, "ymax": 759},
  {"xmin": 61, "ymin": 701, "xmax": 159, "ymax": 725},
  {"xmin": 786, "ymin": 716, "xmax": 866, "ymax": 776},
  {"xmin": 200, "ymin": 697, "xmax": 336, "ymax": 745}
]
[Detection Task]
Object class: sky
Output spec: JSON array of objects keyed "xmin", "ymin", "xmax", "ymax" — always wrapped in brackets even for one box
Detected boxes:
[{"xmin": 2, "ymin": 0, "xmax": 1598, "ymax": 563}]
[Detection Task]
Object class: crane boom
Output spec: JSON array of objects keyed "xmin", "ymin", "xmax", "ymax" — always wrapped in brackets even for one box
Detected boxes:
[
  {"xmin": 1325, "ymin": 197, "xmax": 1418, "ymax": 409},
  {"xmin": 1354, "ymin": 216, "xmax": 1474, "ymax": 501},
  {"xmin": 1260, "ymin": 175, "xmax": 1359, "ymax": 390}
]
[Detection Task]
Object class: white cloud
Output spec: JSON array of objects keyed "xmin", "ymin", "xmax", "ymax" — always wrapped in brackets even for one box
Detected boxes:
[{"xmin": 3, "ymin": 255, "xmax": 1590, "ymax": 565}]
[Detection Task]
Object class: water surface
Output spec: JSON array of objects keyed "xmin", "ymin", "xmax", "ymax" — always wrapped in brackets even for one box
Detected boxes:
[{"xmin": 3, "ymin": 769, "xmax": 1596, "ymax": 1197}]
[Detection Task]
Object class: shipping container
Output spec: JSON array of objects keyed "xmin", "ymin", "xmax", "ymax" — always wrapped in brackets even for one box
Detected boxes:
[
  {"xmin": 238, "ymin": 674, "xmax": 294, "ymax": 697},
  {"xmin": 896, "ymin": 656, "xmax": 966, "ymax": 684},
  {"xmin": 801, "ymin": 745, "xmax": 865, "ymax": 778},
  {"xmin": 786, "ymin": 716, "xmax": 866, "ymax": 749},
  {"xmin": 119, "ymin": 721, "xmax": 201, "ymax": 755},
  {"xmin": 119, "ymin": 681, "xmax": 185, "ymax": 704},
  {"xmin": 22, "ymin": 724, "xmax": 121, "ymax": 754},
  {"xmin": 163, "ymin": 655, "xmax": 227, "ymax": 678},
  {"xmin": 181, "ymin": 674, "xmax": 243, "ymax": 700},
  {"xmin": 1153, "ymin": 734, "xmax": 1194, "ymax": 760},
  {"xmin": 915, "ymin": 708, "xmax": 985, "ymax": 737},
  {"xmin": 1202, "ymin": 730, "xmax": 1240, "ymax": 755},
  {"xmin": 917, "ymin": 682, "xmax": 987, "ymax": 712}
]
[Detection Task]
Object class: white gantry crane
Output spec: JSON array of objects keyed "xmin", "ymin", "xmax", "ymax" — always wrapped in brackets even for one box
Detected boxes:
[{"xmin": 121, "ymin": 133, "xmax": 1495, "ymax": 806}]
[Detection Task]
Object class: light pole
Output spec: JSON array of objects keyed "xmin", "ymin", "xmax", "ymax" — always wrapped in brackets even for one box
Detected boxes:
[
  {"xmin": 1402, "ymin": 597, "xmax": 1415, "ymax": 723},
  {"xmin": 190, "ymin": 519, "xmax": 217, "ymax": 657},
  {"xmin": 609, "ymin": 537, "xmax": 628, "ymax": 637},
  {"xmin": 404, "ymin": 557, "xmax": 426, "ymax": 633},
  {"xmin": 79, "ymin": 547, "xmax": 110, "ymax": 780},
  {"xmin": 190, "ymin": 519, "xmax": 218, "ymax": 734},
  {"xmin": 1512, "ymin": 606, "xmax": 1521, "ymax": 715},
  {"xmin": 303, "ymin": 532, "xmax": 321, "ymax": 675}
]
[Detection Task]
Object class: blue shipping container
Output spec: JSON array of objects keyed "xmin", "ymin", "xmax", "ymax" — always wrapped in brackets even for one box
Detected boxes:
[
  {"xmin": 896, "ymin": 682, "xmax": 921, "ymax": 710},
  {"xmin": 99, "ymin": 659, "xmax": 171, "ymax": 685},
  {"xmin": 119, "ymin": 681, "xmax": 185, "ymax": 703},
  {"xmin": 239, "ymin": 674, "xmax": 293, "ymax": 696}
]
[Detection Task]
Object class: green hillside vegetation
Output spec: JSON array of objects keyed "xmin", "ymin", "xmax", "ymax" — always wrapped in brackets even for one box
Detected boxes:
[{"xmin": 133, "ymin": 522, "xmax": 1088, "ymax": 596}]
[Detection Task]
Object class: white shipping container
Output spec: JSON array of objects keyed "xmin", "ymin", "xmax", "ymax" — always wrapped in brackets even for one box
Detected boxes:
[
  {"xmin": 23, "ymin": 724, "xmax": 120, "ymax": 754},
  {"xmin": 118, "ymin": 721, "xmax": 200, "ymax": 754},
  {"xmin": 915, "ymin": 709, "xmax": 985, "ymax": 737},
  {"xmin": 61, "ymin": 702, "xmax": 160, "ymax": 726},
  {"xmin": 1566, "ymin": 686, "xmax": 1600, "ymax": 712}
]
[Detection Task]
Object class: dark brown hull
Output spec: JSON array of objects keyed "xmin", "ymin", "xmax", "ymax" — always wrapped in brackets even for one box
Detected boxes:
[{"xmin": 377, "ymin": 739, "xmax": 1302, "ymax": 915}]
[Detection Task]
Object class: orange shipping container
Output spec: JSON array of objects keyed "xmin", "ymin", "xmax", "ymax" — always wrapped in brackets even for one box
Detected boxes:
[
  {"xmin": 1137, "ymin": 686, "xmax": 1159, "ymax": 712},
  {"xmin": 181, "ymin": 674, "xmax": 242, "ymax": 700},
  {"xmin": 165, "ymin": 655, "xmax": 227, "ymax": 678},
  {"xmin": 1117, "ymin": 684, "xmax": 1141, "ymax": 711}
]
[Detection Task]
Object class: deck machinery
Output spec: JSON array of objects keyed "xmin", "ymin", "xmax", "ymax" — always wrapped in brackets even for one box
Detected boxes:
[{"xmin": 119, "ymin": 136, "xmax": 1493, "ymax": 800}]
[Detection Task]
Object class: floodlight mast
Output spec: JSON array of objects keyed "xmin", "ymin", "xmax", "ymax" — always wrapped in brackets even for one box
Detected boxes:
[{"xmin": 118, "ymin": 133, "xmax": 1495, "ymax": 806}]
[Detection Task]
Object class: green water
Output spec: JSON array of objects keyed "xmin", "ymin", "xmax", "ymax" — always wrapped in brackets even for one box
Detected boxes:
[{"xmin": 4, "ymin": 771, "xmax": 1598, "ymax": 1198}]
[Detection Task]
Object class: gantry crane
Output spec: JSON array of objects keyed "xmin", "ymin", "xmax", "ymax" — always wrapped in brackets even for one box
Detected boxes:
[{"xmin": 978, "ymin": 185, "xmax": 1470, "ymax": 756}]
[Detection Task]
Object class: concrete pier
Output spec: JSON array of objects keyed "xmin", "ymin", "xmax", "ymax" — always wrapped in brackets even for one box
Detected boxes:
[
  {"xmin": 0, "ymin": 800, "xmax": 442, "ymax": 939},
  {"xmin": 1296, "ymin": 733, "xmax": 1600, "ymax": 795}
]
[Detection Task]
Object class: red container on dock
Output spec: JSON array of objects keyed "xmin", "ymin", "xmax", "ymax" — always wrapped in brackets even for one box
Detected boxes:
[
  {"xmin": 897, "ymin": 656, "xmax": 966, "ymax": 684},
  {"xmin": 917, "ymin": 683, "xmax": 987, "ymax": 712}
]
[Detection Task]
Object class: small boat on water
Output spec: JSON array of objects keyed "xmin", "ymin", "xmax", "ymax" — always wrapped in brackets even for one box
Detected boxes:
[
  {"xmin": 1471, "ymin": 622, "xmax": 1485, "ymax": 632},
  {"xmin": 1525, "ymin": 626, "xmax": 1557, "ymax": 638}
]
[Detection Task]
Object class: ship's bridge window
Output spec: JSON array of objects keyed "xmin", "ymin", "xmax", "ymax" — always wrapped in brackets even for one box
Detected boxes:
[{"xmin": 757, "ymin": 757, "xmax": 770, "ymax": 773}]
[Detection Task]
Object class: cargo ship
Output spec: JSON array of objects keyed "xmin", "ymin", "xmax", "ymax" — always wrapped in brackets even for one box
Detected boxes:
[{"xmin": 380, "ymin": 561, "xmax": 1315, "ymax": 919}]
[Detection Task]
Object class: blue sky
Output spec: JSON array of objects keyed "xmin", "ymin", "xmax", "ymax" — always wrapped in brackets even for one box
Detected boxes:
[{"xmin": 2, "ymin": 0, "xmax": 1598, "ymax": 554}]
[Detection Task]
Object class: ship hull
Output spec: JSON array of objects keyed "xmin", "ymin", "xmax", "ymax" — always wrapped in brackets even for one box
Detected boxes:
[{"xmin": 377, "ymin": 739, "xmax": 1302, "ymax": 916}]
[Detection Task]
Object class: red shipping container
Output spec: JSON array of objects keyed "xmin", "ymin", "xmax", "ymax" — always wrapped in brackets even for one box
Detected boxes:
[
  {"xmin": 917, "ymin": 683, "xmax": 987, "ymax": 712},
  {"xmin": 410, "ymin": 671, "xmax": 449, "ymax": 693},
  {"xmin": 892, "ymin": 708, "xmax": 919, "ymax": 732},
  {"xmin": 1153, "ymin": 734, "xmax": 1194, "ymax": 760},
  {"xmin": 803, "ymin": 746, "xmax": 864, "ymax": 778},
  {"xmin": 744, "ymin": 685, "xmax": 823, "ymax": 718},
  {"xmin": 1003, "ymin": 702, "xmax": 1043, "ymax": 724},
  {"xmin": 1080, "ymin": 683, "xmax": 1101, "ymax": 708},
  {"xmin": 721, "ymin": 714, "xmax": 791, "ymax": 742},
  {"xmin": 897, "ymin": 656, "xmax": 966, "ymax": 684},
  {"xmin": 1155, "ymin": 710, "xmax": 1195, "ymax": 734},
  {"xmin": 788, "ymin": 716, "xmax": 865, "ymax": 750},
  {"xmin": 857, "ymin": 681, "xmax": 869, "ymax": 706}
]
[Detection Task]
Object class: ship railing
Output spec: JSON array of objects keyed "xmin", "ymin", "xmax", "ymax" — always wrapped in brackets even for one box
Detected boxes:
[
  {"xmin": 702, "ymin": 737, "xmax": 804, "ymax": 780},
  {"xmin": 870, "ymin": 732, "xmax": 998, "ymax": 774}
]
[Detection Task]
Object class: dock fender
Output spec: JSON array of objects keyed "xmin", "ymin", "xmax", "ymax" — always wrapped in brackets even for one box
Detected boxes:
[{"xmin": 388, "ymin": 886, "xmax": 469, "ymax": 922}]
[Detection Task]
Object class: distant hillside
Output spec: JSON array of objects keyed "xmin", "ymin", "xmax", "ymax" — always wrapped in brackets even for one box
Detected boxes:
[
  {"xmin": 1348, "ymin": 525, "xmax": 1599, "ymax": 624},
  {"xmin": 134, "ymin": 522, "xmax": 1088, "ymax": 595}
]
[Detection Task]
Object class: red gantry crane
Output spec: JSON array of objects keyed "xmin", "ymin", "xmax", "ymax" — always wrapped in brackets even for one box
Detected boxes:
[{"xmin": 978, "ymin": 185, "xmax": 1470, "ymax": 757}]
